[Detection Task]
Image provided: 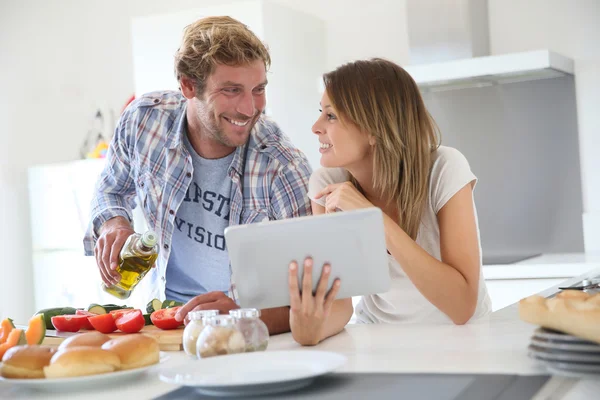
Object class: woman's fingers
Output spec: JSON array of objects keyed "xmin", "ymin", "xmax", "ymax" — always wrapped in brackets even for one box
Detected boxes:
[
  {"xmin": 288, "ymin": 261, "xmax": 302, "ymax": 310},
  {"xmin": 314, "ymin": 263, "xmax": 331, "ymax": 304},
  {"xmin": 323, "ymin": 279, "xmax": 342, "ymax": 312}
]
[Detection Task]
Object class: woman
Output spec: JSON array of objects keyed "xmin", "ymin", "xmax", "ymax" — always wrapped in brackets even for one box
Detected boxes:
[{"xmin": 288, "ymin": 58, "xmax": 492, "ymax": 346}]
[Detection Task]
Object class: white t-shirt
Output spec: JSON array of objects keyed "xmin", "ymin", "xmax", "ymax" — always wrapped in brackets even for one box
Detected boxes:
[{"xmin": 308, "ymin": 146, "xmax": 492, "ymax": 324}]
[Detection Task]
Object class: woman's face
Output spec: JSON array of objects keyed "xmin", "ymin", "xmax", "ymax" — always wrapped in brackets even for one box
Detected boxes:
[{"xmin": 312, "ymin": 91, "xmax": 372, "ymax": 168}]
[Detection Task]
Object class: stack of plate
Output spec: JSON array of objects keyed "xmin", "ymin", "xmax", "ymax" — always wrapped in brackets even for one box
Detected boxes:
[{"xmin": 528, "ymin": 327, "xmax": 600, "ymax": 377}]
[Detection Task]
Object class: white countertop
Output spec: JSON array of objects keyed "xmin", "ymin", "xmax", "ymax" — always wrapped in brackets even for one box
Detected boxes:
[{"xmin": 2, "ymin": 267, "xmax": 600, "ymax": 399}]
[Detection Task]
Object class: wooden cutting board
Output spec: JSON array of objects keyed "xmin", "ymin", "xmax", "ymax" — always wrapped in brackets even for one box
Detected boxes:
[{"xmin": 42, "ymin": 326, "xmax": 184, "ymax": 351}]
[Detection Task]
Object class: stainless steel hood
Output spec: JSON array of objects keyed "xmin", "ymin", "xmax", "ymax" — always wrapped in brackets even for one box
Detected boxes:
[
  {"xmin": 404, "ymin": 49, "xmax": 574, "ymax": 92},
  {"xmin": 404, "ymin": 0, "xmax": 574, "ymax": 91}
]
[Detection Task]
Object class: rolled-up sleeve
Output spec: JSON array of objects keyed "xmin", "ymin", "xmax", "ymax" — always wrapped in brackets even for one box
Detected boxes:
[
  {"xmin": 269, "ymin": 157, "xmax": 313, "ymax": 220},
  {"xmin": 83, "ymin": 107, "xmax": 138, "ymax": 255}
]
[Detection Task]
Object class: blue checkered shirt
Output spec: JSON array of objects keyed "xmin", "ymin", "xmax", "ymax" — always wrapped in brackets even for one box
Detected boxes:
[{"xmin": 83, "ymin": 91, "xmax": 312, "ymax": 301}]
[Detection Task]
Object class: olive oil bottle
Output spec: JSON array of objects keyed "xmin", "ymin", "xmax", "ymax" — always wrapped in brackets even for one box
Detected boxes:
[{"xmin": 102, "ymin": 230, "xmax": 159, "ymax": 299}]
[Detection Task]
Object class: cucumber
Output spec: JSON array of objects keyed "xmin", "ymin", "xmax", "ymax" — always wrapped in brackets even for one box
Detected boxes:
[
  {"xmin": 35, "ymin": 307, "xmax": 77, "ymax": 330},
  {"xmin": 87, "ymin": 304, "xmax": 107, "ymax": 314},
  {"xmin": 162, "ymin": 300, "xmax": 184, "ymax": 309},
  {"xmin": 146, "ymin": 299, "xmax": 163, "ymax": 313},
  {"xmin": 103, "ymin": 305, "xmax": 132, "ymax": 312},
  {"xmin": 142, "ymin": 313, "xmax": 153, "ymax": 326}
]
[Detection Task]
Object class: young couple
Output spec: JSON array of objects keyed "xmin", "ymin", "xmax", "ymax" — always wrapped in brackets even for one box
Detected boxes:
[{"xmin": 84, "ymin": 16, "xmax": 491, "ymax": 347}]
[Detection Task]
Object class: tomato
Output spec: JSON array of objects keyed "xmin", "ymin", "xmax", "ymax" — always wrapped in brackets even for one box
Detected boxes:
[
  {"xmin": 114, "ymin": 309, "xmax": 145, "ymax": 333},
  {"xmin": 151, "ymin": 306, "xmax": 183, "ymax": 330},
  {"xmin": 87, "ymin": 313, "xmax": 117, "ymax": 334},
  {"xmin": 109, "ymin": 309, "xmax": 135, "ymax": 319},
  {"xmin": 75, "ymin": 309, "xmax": 97, "ymax": 317},
  {"xmin": 51, "ymin": 315, "xmax": 92, "ymax": 332}
]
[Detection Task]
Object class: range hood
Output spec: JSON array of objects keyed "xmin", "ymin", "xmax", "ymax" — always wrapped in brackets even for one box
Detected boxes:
[
  {"xmin": 403, "ymin": 1, "xmax": 574, "ymax": 92},
  {"xmin": 404, "ymin": 49, "xmax": 574, "ymax": 92}
]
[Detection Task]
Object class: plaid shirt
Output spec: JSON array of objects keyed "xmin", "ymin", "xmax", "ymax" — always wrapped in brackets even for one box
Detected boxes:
[{"xmin": 83, "ymin": 91, "xmax": 312, "ymax": 301}]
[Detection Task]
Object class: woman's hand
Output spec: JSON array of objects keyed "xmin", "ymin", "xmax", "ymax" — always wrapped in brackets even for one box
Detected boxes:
[
  {"xmin": 288, "ymin": 258, "xmax": 341, "ymax": 346},
  {"xmin": 314, "ymin": 181, "xmax": 373, "ymax": 213}
]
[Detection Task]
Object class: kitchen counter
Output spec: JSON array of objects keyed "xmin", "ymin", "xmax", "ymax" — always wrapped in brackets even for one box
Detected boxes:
[{"xmin": 2, "ymin": 268, "xmax": 600, "ymax": 399}]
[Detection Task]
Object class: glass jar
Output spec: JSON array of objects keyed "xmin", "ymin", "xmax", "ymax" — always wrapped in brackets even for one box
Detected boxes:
[
  {"xmin": 229, "ymin": 308, "xmax": 269, "ymax": 352},
  {"xmin": 196, "ymin": 315, "xmax": 246, "ymax": 359},
  {"xmin": 182, "ymin": 310, "xmax": 219, "ymax": 358}
]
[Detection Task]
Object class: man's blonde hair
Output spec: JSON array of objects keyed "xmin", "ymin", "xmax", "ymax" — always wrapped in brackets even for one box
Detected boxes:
[{"xmin": 174, "ymin": 16, "xmax": 271, "ymax": 93}]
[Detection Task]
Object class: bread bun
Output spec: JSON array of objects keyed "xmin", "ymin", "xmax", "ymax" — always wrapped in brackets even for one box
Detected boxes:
[
  {"xmin": 43, "ymin": 346, "xmax": 121, "ymax": 378},
  {"xmin": 519, "ymin": 291, "xmax": 600, "ymax": 344},
  {"xmin": 58, "ymin": 331, "xmax": 111, "ymax": 350},
  {"xmin": 101, "ymin": 334, "xmax": 159, "ymax": 370},
  {"xmin": 0, "ymin": 345, "xmax": 56, "ymax": 379}
]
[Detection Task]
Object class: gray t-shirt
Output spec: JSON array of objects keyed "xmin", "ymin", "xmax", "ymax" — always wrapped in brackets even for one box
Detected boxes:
[{"xmin": 165, "ymin": 133, "xmax": 234, "ymax": 302}]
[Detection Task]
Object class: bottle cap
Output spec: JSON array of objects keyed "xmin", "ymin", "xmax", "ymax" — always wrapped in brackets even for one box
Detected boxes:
[
  {"xmin": 229, "ymin": 308, "xmax": 261, "ymax": 319},
  {"xmin": 141, "ymin": 230, "xmax": 158, "ymax": 248}
]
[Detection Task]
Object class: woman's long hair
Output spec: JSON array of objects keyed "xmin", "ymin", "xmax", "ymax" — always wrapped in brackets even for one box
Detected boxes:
[{"xmin": 323, "ymin": 58, "xmax": 440, "ymax": 240}]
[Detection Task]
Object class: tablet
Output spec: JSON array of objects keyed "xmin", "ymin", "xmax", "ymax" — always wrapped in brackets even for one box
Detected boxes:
[{"xmin": 224, "ymin": 208, "xmax": 390, "ymax": 310}]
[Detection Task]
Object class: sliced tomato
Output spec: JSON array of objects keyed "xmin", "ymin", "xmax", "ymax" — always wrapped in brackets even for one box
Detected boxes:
[
  {"xmin": 110, "ymin": 308, "xmax": 139, "ymax": 320},
  {"xmin": 114, "ymin": 309, "xmax": 145, "ymax": 333},
  {"xmin": 51, "ymin": 315, "xmax": 92, "ymax": 332},
  {"xmin": 87, "ymin": 313, "xmax": 117, "ymax": 334},
  {"xmin": 150, "ymin": 306, "xmax": 183, "ymax": 330},
  {"xmin": 76, "ymin": 309, "xmax": 98, "ymax": 317}
]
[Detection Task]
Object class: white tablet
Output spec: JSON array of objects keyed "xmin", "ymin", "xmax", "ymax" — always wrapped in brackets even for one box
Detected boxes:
[{"xmin": 224, "ymin": 208, "xmax": 390, "ymax": 310}]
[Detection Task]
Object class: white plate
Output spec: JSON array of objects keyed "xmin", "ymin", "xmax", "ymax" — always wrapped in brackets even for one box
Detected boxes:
[
  {"xmin": 159, "ymin": 350, "xmax": 346, "ymax": 397},
  {"xmin": 533, "ymin": 328, "xmax": 596, "ymax": 344},
  {"xmin": 530, "ymin": 337, "xmax": 600, "ymax": 353},
  {"xmin": 0, "ymin": 352, "xmax": 168, "ymax": 392},
  {"xmin": 528, "ymin": 345, "xmax": 600, "ymax": 363}
]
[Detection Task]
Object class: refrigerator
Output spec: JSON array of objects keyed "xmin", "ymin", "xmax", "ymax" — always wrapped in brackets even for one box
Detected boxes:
[{"xmin": 28, "ymin": 159, "xmax": 151, "ymax": 312}]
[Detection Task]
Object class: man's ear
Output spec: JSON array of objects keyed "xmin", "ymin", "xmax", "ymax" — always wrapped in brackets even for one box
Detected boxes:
[{"xmin": 180, "ymin": 76, "xmax": 197, "ymax": 99}]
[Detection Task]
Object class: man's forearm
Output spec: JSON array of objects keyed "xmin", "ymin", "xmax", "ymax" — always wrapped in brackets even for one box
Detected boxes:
[{"xmin": 260, "ymin": 306, "xmax": 290, "ymax": 335}]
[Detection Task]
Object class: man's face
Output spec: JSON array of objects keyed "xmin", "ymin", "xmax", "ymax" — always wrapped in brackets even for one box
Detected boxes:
[{"xmin": 192, "ymin": 60, "xmax": 267, "ymax": 148}]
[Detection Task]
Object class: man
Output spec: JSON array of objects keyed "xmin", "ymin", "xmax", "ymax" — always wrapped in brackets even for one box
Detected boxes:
[{"xmin": 83, "ymin": 16, "xmax": 312, "ymax": 334}]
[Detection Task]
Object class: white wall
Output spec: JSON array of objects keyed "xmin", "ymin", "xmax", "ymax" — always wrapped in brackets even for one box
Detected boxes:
[{"xmin": 488, "ymin": 0, "xmax": 600, "ymax": 253}]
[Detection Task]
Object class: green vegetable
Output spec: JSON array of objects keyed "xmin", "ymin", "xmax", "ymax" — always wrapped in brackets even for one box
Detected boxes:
[
  {"xmin": 87, "ymin": 304, "xmax": 107, "ymax": 314},
  {"xmin": 146, "ymin": 299, "xmax": 163, "ymax": 313},
  {"xmin": 162, "ymin": 300, "xmax": 183, "ymax": 309},
  {"xmin": 142, "ymin": 313, "xmax": 153, "ymax": 326},
  {"xmin": 35, "ymin": 307, "xmax": 77, "ymax": 330}
]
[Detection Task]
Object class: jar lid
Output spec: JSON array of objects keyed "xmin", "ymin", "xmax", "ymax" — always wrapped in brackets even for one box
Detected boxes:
[
  {"xmin": 204, "ymin": 314, "xmax": 236, "ymax": 327},
  {"xmin": 188, "ymin": 310, "xmax": 219, "ymax": 321},
  {"xmin": 229, "ymin": 308, "xmax": 261, "ymax": 319}
]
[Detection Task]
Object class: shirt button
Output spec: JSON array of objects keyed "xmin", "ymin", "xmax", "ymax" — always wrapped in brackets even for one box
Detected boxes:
[
  {"xmin": 186, "ymin": 172, "xmax": 192, "ymax": 178},
  {"xmin": 169, "ymin": 209, "xmax": 174, "ymax": 215},
  {"xmin": 153, "ymin": 98, "xmax": 160, "ymax": 104},
  {"xmin": 164, "ymin": 244, "xmax": 169, "ymax": 250},
  {"xmin": 161, "ymin": 276, "xmax": 166, "ymax": 282}
]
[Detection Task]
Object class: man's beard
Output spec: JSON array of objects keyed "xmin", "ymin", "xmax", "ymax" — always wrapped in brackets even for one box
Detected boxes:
[{"xmin": 194, "ymin": 98, "xmax": 258, "ymax": 148}]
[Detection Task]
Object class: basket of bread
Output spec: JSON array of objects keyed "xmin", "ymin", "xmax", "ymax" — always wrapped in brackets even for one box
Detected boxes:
[{"xmin": 0, "ymin": 331, "xmax": 161, "ymax": 381}]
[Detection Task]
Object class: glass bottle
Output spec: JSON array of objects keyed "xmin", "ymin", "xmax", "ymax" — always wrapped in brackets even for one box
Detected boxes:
[
  {"xmin": 183, "ymin": 310, "xmax": 219, "ymax": 358},
  {"xmin": 229, "ymin": 308, "xmax": 269, "ymax": 352},
  {"xmin": 196, "ymin": 315, "xmax": 245, "ymax": 359},
  {"xmin": 102, "ymin": 230, "xmax": 159, "ymax": 299}
]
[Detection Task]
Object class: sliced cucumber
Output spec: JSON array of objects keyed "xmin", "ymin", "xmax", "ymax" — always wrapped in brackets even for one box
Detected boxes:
[
  {"xmin": 146, "ymin": 299, "xmax": 163, "ymax": 313},
  {"xmin": 162, "ymin": 300, "xmax": 184, "ymax": 309},
  {"xmin": 142, "ymin": 313, "xmax": 153, "ymax": 326},
  {"xmin": 87, "ymin": 304, "xmax": 107, "ymax": 314}
]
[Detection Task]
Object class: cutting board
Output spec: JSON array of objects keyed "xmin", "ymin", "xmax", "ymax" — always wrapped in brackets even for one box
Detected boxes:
[{"xmin": 42, "ymin": 326, "xmax": 184, "ymax": 351}]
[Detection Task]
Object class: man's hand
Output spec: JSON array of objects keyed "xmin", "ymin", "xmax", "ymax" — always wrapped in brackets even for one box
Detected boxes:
[
  {"xmin": 288, "ymin": 257, "xmax": 341, "ymax": 346},
  {"xmin": 94, "ymin": 216, "xmax": 134, "ymax": 286},
  {"xmin": 175, "ymin": 292, "xmax": 240, "ymax": 324}
]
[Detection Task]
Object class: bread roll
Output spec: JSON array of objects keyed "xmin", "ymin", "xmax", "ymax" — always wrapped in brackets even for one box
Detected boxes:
[
  {"xmin": 101, "ymin": 334, "xmax": 159, "ymax": 370},
  {"xmin": 0, "ymin": 345, "xmax": 56, "ymax": 379},
  {"xmin": 58, "ymin": 331, "xmax": 111, "ymax": 350},
  {"xmin": 519, "ymin": 291, "xmax": 600, "ymax": 344},
  {"xmin": 43, "ymin": 346, "xmax": 121, "ymax": 378}
]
